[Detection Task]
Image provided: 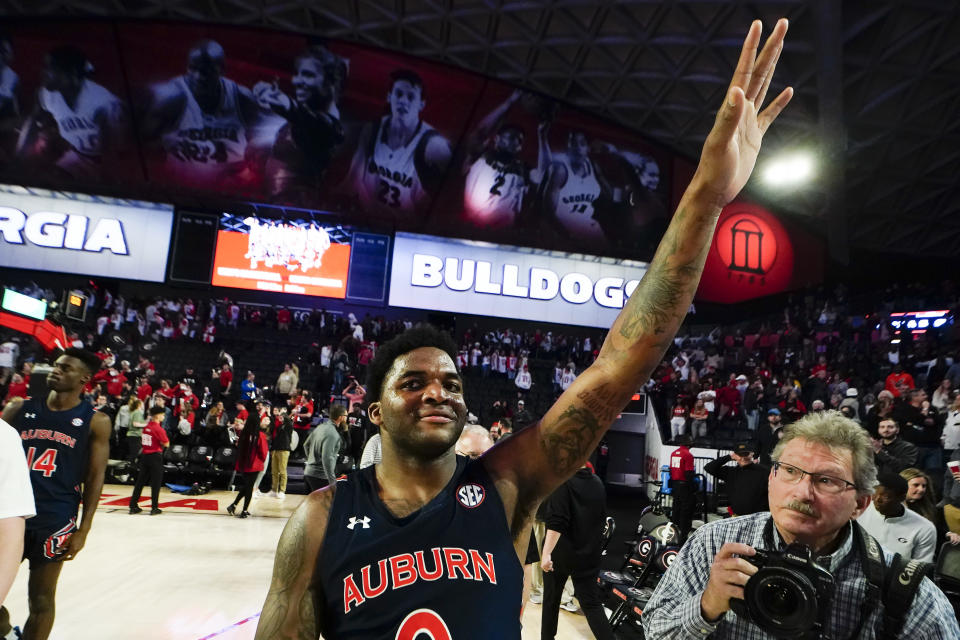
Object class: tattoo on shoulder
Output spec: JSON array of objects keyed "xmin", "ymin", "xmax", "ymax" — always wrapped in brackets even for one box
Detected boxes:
[{"xmin": 540, "ymin": 404, "xmax": 603, "ymax": 476}]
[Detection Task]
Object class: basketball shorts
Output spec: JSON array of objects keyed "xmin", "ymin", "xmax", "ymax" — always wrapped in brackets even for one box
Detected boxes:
[{"xmin": 23, "ymin": 516, "xmax": 77, "ymax": 567}]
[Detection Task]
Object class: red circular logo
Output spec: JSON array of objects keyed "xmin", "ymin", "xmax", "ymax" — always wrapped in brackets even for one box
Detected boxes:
[{"xmin": 715, "ymin": 213, "xmax": 778, "ymax": 275}]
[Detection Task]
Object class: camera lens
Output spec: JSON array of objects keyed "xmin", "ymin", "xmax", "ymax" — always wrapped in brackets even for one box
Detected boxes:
[
  {"xmin": 745, "ymin": 567, "xmax": 818, "ymax": 637},
  {"xmin": 759, "ymin": 580, "xmax": 799, "ymax": 618}
]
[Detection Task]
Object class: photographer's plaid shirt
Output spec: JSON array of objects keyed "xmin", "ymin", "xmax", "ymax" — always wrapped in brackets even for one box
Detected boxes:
[{"xmin": 642, "ymin": 512, "xmax": 959, "ymax": 639}]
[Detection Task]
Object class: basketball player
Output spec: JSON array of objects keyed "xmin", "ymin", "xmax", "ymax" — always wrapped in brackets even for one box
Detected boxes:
[
  {"xmin": 141, "ymin": 39, "xmax": 260, "ymax": 187},
  {"xmin": 255, "ymin": 18, "xmax": 793, "ymax": 639},
  {"xmin": 256, "ymin": 45, "xmax": 348, "ymax": 206},
  {"xmin": 0, "ymin": 348, "xmax": 111, "ymax": 640},
  {"xmin": 345, "ymin": 69, "xmax": 451, "ymax": 221},
  {"xmin": 460, "ymin": 90, "xmax": 550, "ymax": 229},
  {"xmin": 542, "ymin": 128, "xmax": 613, "ymax": 247},
  {"xmin": 0, "ymin": 33, "xmax": 20, "ymax": 159},
  {"xmin": 15, "ymin": 46, "xmax": 127, "ymax": 180}
]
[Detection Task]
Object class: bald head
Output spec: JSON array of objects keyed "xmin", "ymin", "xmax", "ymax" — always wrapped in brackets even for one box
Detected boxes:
[
  {"xmin": 186, "ymin": 39, "xmax": 225, "ymax": 96},
  {"xmin": 456, "ymin": 425, "xmax": 494, "ymax": 460}
]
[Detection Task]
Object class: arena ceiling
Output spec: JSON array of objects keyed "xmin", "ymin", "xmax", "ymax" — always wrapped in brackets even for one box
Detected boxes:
[{"xmin": 3, "ymin": 0, "xmax": 959, "ymax": 260}]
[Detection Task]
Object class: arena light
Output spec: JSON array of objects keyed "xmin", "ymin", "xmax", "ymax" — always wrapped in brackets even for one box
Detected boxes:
[{"xmin": 762, "ymin": 152, "xmax": 814, "ymax": 187}]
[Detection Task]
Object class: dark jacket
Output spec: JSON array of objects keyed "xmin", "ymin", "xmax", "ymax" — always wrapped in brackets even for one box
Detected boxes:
[
  {"xmin": 703, "ymin": 455, "xmax": 770, "ymax": 516},
  {"xmin": 874, "ymin": 437, "xmax": 918, "ymax": 476},
  {"xmin": 755, "ymin": 423, "xmax": 784, "ymax": 465},
  {"xmin": 894, "ymin": 403, "xmax": 942, "ymax": 447},
  {"xmin": 270, "ymin": 415, "xmax": 294, "ymax": 452},
  {"xmin": 542, "ymin": 468, "xmax": 607, "ymax": 573}
]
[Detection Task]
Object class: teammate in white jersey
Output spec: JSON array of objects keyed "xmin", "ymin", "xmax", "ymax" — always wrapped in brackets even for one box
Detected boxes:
[
  {"xmin": 16, "ymin": 46, "xmax": 127, "ymax": 179},
  {"xmin": 346, "ymin": 69, "xmax": 451, "ymax": 222},
  {"xmin": 461, "ymin": 90, "xmax": 552, "ymax": 229},
  {"xmin": 141, "ymin": 40, "xmax": 260, "ymax": 188},
  {"xmin": 543, "ymin": 130, "xmax": 611, "ymax": 247}
]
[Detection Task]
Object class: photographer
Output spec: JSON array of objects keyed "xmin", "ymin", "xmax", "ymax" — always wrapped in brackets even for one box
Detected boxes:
[{"xmin": 643, "ymin": 412, "xmax": 959, "ymax": 638}]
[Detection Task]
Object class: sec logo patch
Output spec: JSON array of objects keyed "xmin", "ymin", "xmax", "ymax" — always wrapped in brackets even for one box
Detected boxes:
[
  {"xmin": 72, "ymin": 418, "xmax": 83, "ymax": 427},
  {"xmin": 456, "ymin": 483, "xmax": 485, "ymax": 508}
]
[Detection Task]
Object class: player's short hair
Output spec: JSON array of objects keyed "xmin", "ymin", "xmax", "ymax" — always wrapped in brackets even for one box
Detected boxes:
[
  {"xmin": 47, "ymin": 46, "xmax": 90, "ymax": 78},
  {"xmin": 60, "ymin": 347, "xmax": 101, "ymax": 375},
  {"xmin": 148, "ymin": 405, "xmax": 165, "ymax": 417},
  {"xmin": 189, "ymin": 39, "xmax": 225, "ymax": 63},
  {"xmin": 365, "ymin": 324, "xmax": 458, "ymax": 406},
  {"xmin": 389, "ymin": 69, "xmax": 425, "ymax": 99},
  {"xmin": 877, "ymin": 471, "xmax": 908, "ymax": 497},
  {"xmin": 771, "ymin": 410, "xmax": 877, "ymax": 498},
  {"xmin": 296, "ymin": 44, "xmax": 348, "ymax": 95},
  {"xmin": 330, "ymin": 404, "xmax": 347, "ymax": 421}
]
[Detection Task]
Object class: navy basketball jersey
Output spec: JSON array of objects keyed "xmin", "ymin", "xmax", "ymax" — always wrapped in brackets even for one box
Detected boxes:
[
  {"xmin": 12, "ymin": 397, "xmax": 94, "ymax": 529},
  {"xmin": 317, "ymin": 456, "xmax": 523, "ymax": 638}
]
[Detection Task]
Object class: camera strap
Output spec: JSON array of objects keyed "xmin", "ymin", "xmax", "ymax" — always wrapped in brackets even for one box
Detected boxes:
[
  {"xmin": 852, "ymin": 521, "xmax": 931, "ymax": 640},
  {"xmin": 851, "ymin": 522, "xmax": 886, "ymax": 637}
]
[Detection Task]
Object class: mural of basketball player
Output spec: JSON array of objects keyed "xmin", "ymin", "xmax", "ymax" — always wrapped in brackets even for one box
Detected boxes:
[
  {"xmin": 0, "ymin": 33, "xmax": 20, "ymax": 161},
  {"xmin": 15, "ymin": 46, "xmax": 127, "ymax": 180},
  {"xmin": 591, "ymin": 140, "xmax": 669, "ymax": 256},
  {"xmin": 542, "ymin": 129, "xmax": 613, "ymax": 248},
  {"xmin": 460, "ymin": 90, "xmax": 552, "ymax": 230},
  {"xmin": 140, "ymin": 39, "xmax": 260, "ymax": 188},
  {"xmin": 345, "ymin": 69, "xmax": 452, "ymax": 222},
  {"xmin": 254, "ymin": 45, "xmax": 348, "ymax": 206}
]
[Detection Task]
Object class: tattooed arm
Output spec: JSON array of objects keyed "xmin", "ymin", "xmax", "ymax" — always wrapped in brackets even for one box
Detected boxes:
[
  {"xmin": 255, "ymin": 487, "xmax": 335, "ymax": 640},
  {"xmin": 485, "ymin": 19, "xmax": 794, "ymax": 528}
]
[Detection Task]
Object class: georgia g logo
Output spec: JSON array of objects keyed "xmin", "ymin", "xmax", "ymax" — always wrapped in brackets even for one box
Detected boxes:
[{"xmin": 456, "ymin": 483, "xmax": 485, "ymax": 508}]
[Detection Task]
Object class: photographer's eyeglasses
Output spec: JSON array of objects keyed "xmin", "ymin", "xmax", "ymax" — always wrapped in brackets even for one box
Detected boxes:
[{"xmin": 772, "ymin": 461, "xmax": 857, "ymax": 494}]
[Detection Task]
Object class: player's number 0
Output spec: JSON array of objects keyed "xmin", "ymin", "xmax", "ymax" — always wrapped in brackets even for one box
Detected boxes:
[{"xmin": 395, "ymin": 608, "xmax": 452, "ymax": 640}]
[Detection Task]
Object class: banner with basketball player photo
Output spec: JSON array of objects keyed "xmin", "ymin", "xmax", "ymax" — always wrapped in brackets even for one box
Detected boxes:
[
  {"xmin": 114, "ymin": 23, "xmax": 487, "ymax": 218},
  {"xmin": 430, "ymin": 79, "xmax": 673, "ymax": 259},
  {"xmin": 211, "ymin": 212, "xmax": 351, "ymax": 298},
  {"xmin": 3, "ymin": 20, "xmax": 700, "ymax": 264},
  {"xmin": 0, "ymin": 21, "xmax": 142, "ymax": 189},
  {"xmin": 111, "ymin": 21, "xmax": 675, "ymax": 259}
]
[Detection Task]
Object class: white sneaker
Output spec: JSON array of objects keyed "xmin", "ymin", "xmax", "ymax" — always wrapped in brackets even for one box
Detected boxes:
[
  {"xmin": 253, "ymin": 490, "xmax": 262, "ymax": 498},
  {"xmin": 528, "ymin": 593, "xmax": 543, "ymax": 604},
  {"xmin": 277, "ymin": 492, "xmax": 285, "ymax": 500},
  {"xmin": 266, "ymin": 491, "xmax": 278, "ymax": 498},
  {"xmin": 560, "ymin": 601, "xmax": 579, "ymax": 613}
]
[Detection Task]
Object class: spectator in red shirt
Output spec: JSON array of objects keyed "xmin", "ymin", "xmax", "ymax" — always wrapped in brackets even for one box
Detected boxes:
[
  {"xmin": 277, "ymin": 307, "xmax": 292, "ymax": 332},
  {"xmin": 235, "ymin": 402, "xmax": 249, "ymax": 424},
  {"xmin": 105, "ymin": 369, "xmax": 127, "ymax": 399},
  {"xmin": 3, "ymin": 374, "xmax": 27, "ymax": 404},
  {"xmin": 885, "ymin": 364, "xmax": 915, "ymax": 398},
  {"xmin": 669, "ymin": 435, "xmax": 696, "ymax": 541},
  {"xmin": 227, "ymin": 409, "xmax": 269, "ymax": 518},
  {"xmin": 716, "ymin": 378, "xmax": 742, "ymax": 422},
  {"xmin": 294, "ymin": 390, "xmax": 314, "ymax": 429},
  {"xmin": 158, "ymin": 379, "xmax": 176, "ymax": 403},
  {"xmin": 136, "ymin": 377, "xmax": 152, "ymax": 402},
  {"xmin": 219, "ymin": 364, "xmax": 233, "ymax": 400},
  {"xmin": 129, "ymin": 406, "xmax": 170, "ymax": 515}
]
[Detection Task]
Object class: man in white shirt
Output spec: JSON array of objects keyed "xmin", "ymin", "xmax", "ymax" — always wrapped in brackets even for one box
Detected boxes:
[
  {"xmin": 0, "ymin": 339, "xmax": 19, "ymax": 386},
  {"xmin": 0, "ymin": 418, "xmax": 36, "ymax": 606},
  {"xmin": 858, "ymin": 472, "xmax": 937, "ymax": 562}
]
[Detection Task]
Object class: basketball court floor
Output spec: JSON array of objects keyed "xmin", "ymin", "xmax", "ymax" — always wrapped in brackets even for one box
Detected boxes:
[{"xmin": 4, "ymin": 484, "xmax": 601, "ymax": 639}]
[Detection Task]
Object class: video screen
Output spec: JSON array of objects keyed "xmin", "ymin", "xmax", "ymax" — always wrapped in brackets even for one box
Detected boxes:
[{"xmin": 211, "ymin": 213, "xmax": 351, "ymax": 298}]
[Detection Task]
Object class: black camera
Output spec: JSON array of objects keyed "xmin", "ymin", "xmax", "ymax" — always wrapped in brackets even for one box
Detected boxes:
[{"xmin": 730, "ymin": 543, "xmax": 835, "ymax": 639}]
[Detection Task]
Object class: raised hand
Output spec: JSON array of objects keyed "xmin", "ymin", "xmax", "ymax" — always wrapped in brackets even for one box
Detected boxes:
[{"xmin": 694, "ymin": 19, "xmax": 793, "ymax": 208}]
